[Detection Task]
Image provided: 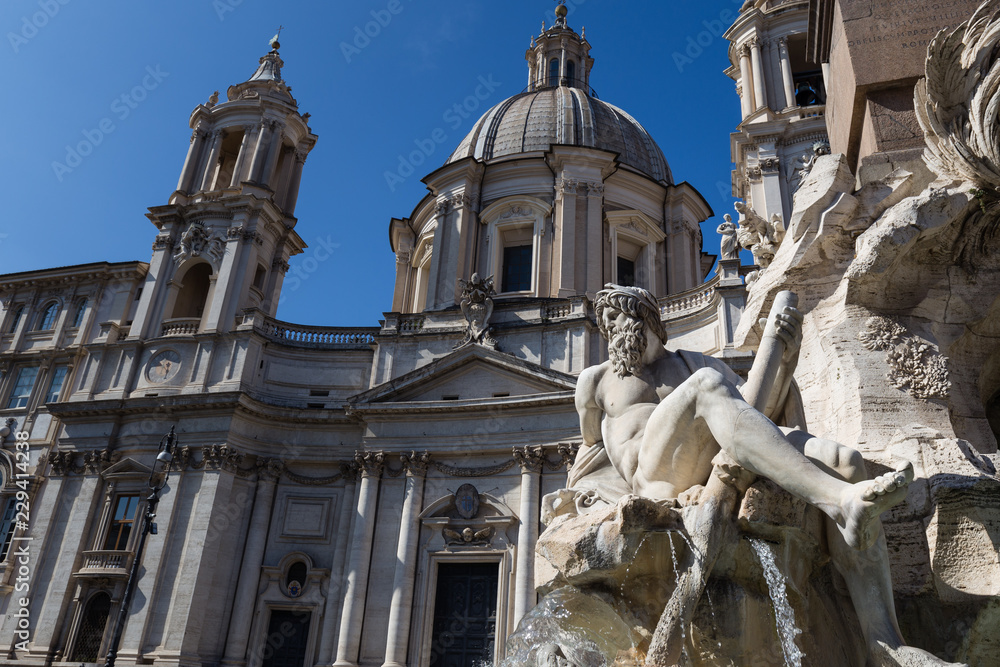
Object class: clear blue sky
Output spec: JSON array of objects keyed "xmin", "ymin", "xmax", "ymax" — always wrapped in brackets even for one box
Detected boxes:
[{"xmin": 1, "ymin": 0, "xmax": 746, "ymax": 326}]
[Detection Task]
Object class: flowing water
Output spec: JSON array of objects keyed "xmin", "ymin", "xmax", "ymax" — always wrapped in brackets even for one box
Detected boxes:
[{"xmin": 749, "ymin": 538, "xmax": 804, "ymax": 667}]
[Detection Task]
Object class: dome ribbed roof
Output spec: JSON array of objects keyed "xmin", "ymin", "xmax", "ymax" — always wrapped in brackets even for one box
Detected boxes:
[{"xmin": 448, "ymin": 88, "xmax": 672, "ymax": 184}]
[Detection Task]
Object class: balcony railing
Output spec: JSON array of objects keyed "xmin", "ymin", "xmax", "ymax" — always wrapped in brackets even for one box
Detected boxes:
[
  {"xmin": 659, "ymin": 277, "xmax": 719, "ymax": 321},
  {"xmin": 161, "ymin": 318, "xmax": 200, "ymax": 337},
  {"xmin": 253, "ymin": 315, "xmax": 378, "ymax": 350},
  {"xmin": 77, "ymin": 550, "xmax": 133, "ymax": 577}
]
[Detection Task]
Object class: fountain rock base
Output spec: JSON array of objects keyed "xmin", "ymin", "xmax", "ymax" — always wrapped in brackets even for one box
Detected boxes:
[{"xmin": 503, "ymin": 490, "xmax": 875, "ymax": 666}]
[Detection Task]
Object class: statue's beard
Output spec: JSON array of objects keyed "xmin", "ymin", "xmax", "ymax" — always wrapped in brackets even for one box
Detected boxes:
[{"xmin": 608, "ymin": 319, "xmax": 646, "ymax": 378}]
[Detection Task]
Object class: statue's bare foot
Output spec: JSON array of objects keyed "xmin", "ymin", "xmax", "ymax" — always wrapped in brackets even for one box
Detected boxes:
[
  {"xmin": 840, "ymin": 462, "xmax": 914, "ymax": 550},
  {"xmin": 872, "ymin": 639, "xmax": 968, "ymax": 666}
]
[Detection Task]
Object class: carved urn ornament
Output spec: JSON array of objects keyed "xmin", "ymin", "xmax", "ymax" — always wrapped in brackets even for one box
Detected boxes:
[{"xmin": 456, "ymin": 273, "xmax": 498, "ymax": 349}]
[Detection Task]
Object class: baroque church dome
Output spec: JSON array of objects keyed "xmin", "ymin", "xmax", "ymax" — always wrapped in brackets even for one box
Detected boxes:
[{"xmin": 448, "ymin": 89, "xmax": 673, "ymax": 184}]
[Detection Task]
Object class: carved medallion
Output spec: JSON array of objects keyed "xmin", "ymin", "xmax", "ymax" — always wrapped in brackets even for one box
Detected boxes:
[
  {"xmin": 454, "ymin": 483, "xmax": 480, "ymax": 519},
  {"xmin": 147, "ymin": 350, "xmax": 181, "ymax": 384}
]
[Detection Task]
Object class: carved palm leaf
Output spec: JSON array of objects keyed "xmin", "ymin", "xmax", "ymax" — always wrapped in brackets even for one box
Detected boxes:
[{"xmin": 917, "ymin": 2, "xmax": 1000, "ymax": 188}]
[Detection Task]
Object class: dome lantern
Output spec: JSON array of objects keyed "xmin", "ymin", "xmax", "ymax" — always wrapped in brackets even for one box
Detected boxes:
[{"xmin": 525, "ymin": 3, "xmax": 593, "ymax": 93}]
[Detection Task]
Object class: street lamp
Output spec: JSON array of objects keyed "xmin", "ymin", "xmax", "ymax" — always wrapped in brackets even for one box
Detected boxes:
[{"xmin": 103, "ymin": 427, "xmax": 176, "ymax": 667}]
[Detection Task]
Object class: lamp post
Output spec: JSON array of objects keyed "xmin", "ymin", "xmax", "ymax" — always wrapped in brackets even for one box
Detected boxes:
[{"xmin": 103, "ymin": 427, "xmax": 176, "ymax": 667}]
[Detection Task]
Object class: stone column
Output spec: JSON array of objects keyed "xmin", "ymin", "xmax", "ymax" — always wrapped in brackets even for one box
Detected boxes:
[
  {"xmin": 738, "ymin": 44, "xmax": 754, "ymax": 114},
  {"xmin": 424, "ymin": 198, "xmax": 451, "ymax": 310},
  {"xmin": 260, "ymin": 123, "xmax": 285, "ymax": 188},
  {"xmin": 333, "ymin": 452, "xmax": 384, "ymax": 667},
  {"xmin": 512, "ymin": 446, "xmax": 544, "ymax": 627},
  {"xmin": 585, "ymin": 181, "xmax": 605, "ymax": 296},
  {"xmin": 778, "ymin": 38, "xmax": 796, "ymax": 110},
  {"xmin": 555, "ymin": 177, "xmax": 579, "ymax": 297},
  {"xmin": 749, "ymin": 38, "xmax": 767, "ymax": 111},
  {"xmin": 282, "ymin": 151, "xmax": 308, "ymax": 215},
  {"xmin": 381, "ymin": 453, "xmax": 430, "ymax": 667},
  {"xmin": 178, "ymin": 127, "xmax": 207, "ymax": 193},
  {"xmin": 316, "ymin": 465, "xmax": 359, "ymax": 666},
  {"xmin": 230, "ymin": 125, "xmax": 256, "ymax": 188},
  {"xmin": 246, "ymin": 121, "xmax": 274, "ymax": 184},
  {"xmin": 559, "ymin": 38, "xmax": 567, "ymax": 84},
  {"xmin": 198, "ymin": 130, "xmax": 225, "ymax": 193},
  {"xmin": 220, "ymin": 459, "xmax": 283, "ymax": 667}
]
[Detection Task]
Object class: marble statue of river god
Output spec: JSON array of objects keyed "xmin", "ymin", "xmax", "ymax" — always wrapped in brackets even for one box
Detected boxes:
[{"xmin": 503, "ymin": 284, "xmax": 965, "ymax": 667}]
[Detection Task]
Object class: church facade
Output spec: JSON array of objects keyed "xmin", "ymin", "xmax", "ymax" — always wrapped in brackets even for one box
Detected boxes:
[{"xmin": 0, "ymin": 7, "xmax": 744, "ymax": 667}]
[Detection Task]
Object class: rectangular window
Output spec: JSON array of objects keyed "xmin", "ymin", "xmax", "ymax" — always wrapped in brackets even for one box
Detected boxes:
[
  {"xmin": 103, "ymin": 495, "xmax": 140, "ymax": 551},
  {"xmin": 617, "ymin": 257, "xmax": 636, "ymax": 287},
  {"xmin": 501, "ymin": 245, "xmax": 533, "ymax": 293},
  {"xmin": 45, "ymin": 366, "xmax": 69, "ymax": 404},
  {"xmin": 0, "ymin": 498, "xmax": 18, "ymax": 561},
  {"xmin": 6, "ymin": 367, "xmax": 39, "ymax": 409}
]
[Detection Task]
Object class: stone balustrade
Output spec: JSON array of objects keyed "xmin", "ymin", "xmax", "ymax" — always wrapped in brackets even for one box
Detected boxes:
[
  {"xmin": 254, "ymin": 316, "xmax": 378, "ymax": 350},
  {"xmin": 659, "ymin": 277, "xmax": 719, "ymax": 320},
  {"xmin": 160, "ymin": 318, "xmax": 200, "ymax": 337},
  {"xmin": 77, "ymin": 549, "xmax": 132, "ymax": 577}
]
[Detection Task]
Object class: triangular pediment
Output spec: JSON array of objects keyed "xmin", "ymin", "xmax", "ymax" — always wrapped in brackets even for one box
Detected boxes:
[
  {"xmin": 349, "ymin": 344, "xmax": 577, "ymax": 405},
  {"xmin": 101, "ymin": 457, "xmax": 152, "ymax": 479}
]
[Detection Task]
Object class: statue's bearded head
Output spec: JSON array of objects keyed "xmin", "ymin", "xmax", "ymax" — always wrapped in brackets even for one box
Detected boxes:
[{"xmin": 595, "ymin": 284, "xmax": 667, "ymax": 378}]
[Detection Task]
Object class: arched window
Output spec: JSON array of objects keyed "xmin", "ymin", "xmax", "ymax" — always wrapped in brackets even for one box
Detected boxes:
[
  {"xmin": 171, "ymin": 263, "xmax": 213, "ymax": 320},
  {"xmin": 253, "ymin": 264, "xmax": 267, "ymax": 290},
  {"xmin": 37, "ymin": 302, "xmax": 59, "ymax": 331},
  {"xmin": 549, "ymin": 58, "xmax": 560, "ymax": 86},
  {"xmin": 567, "ymin": 60, "xmax": 576, "ymax": 87},
  {"xmin": 71, "ymin": 592, "xmax": 112, "ymax": 662},
  {"xmin": 72, "ymin": 298, "xmax": 88, "ymax": 328},
  {"xmin": 8, "ymin": 306, "xmax": 24, "ymax": 333},
  {"xmin": 286, "ymin": 560, "xmax": 308, "ymax": 596}
]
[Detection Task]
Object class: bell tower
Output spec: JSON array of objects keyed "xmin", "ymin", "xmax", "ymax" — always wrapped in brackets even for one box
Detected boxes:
[{"xmin": 129, "ymin": 35, "xmax": 317, "ymax": 340}]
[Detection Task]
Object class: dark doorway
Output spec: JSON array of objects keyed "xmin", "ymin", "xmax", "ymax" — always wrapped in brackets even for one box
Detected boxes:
[
  {"xmin": 71, "ymin": 592, "xmax": 112, "ymax": 662},
  {"xmin": 260, "ymin": 609, "xmax": 311, "ymax": 667},
  {"xmin": 429, "ymin": 562, "xmax": 499, "ymax": 667}
]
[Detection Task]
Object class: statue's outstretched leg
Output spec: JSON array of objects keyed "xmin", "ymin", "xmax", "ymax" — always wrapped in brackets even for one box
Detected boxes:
[
  {"xmin": 788, "ymin": 431, "xmax": 967, "ymax": 667},
  {"xmin": 634, "ymin": 367, "xmax": 913, "ymax": 550}
]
